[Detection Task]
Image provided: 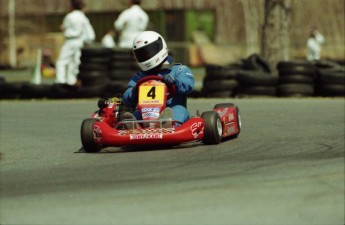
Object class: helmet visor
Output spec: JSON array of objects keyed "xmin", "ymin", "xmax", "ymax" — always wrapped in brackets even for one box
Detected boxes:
[{"xmin": 133, "ymin": 37, "xmax": 163, "ymax": 63}]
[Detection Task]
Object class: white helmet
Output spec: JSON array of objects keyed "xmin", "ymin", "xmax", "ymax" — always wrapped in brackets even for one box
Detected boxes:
[{"xmin": 132, "ymin": 31, "xmax": 169, "ymax": 71}]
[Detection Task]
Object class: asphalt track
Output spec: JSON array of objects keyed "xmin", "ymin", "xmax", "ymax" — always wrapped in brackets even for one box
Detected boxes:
[{"xmin": 0, "ymin": 98, "xmax": 344, "ymax": 225}]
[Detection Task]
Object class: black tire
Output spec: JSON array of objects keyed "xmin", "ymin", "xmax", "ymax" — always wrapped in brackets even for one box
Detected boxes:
[
  {"xmin": 111, "ymin": 48, "xmax": 133, "ymax": 60},
  {"xmin": 109, "ymin": 69, "xmax": 136, "ymax": 80},
  {"xmin": 237, "ymin": 70, "xmax": 278, "ymax": 86},
  {"xmin": 0, "ymin": 81, "xmax": 28, "ymax": 99},
  {"xmin": 279, "ymin": 66, "xmax": 316, "ymax": 77},
  {"xmin": 201, "ymin": 89, "xmax": 233, "ymax": 98},
  {"xmin": 201, "ymin": 111, "xmax": 222, "ymax": 145},
  {"xmin": 80, "ymin": 118, "xmax": 102, "ymax": 153},
  {"xmin": 51, "ymin": 83, "xmax": 78, "ymax": 99},
  {"xmin": 244, "ymin": 54, "xmax": 271, "ymax": 73},
  {"xmin": 76, "ymin": 82, "xmax": 109, "ymax": 98},
  {"xmin": 279, "ymin": 74, "xmax": 314, "ymax": 84},
  {"xmin": 277, "ymin": 60, "xmax": 315, "ymax": 70},
  {"xmin": 78, "ymin": 70, "xmax": 109, "ymax": 84},
  {"xmin": 316, "ymin": 84, "xmax": 345, "ymax": 96},
  {"xmin": 109, "ymin": 60, "xmax": 138, "ymax": 70},
  {"xmin": 203, "ymin": 79, "xmax": 238, "ymax": 91},
  {"xmin": 80, "ymin": 56, "xmax": 110, "ymax": 64},
  {"xmin": 205, "ymin": 65, "xmax": 239, "ymax": 79},
  {"xmin": 237, "ymin": 85, "xmax": 277, "ymax": 96},
  {"xmin": 79, "ymin": 62, "xmax": 109, "ymax": 72},
  {"xmin": 316, "ymin": 68, "xmax": 345, "ymax": 84},
  {"xmin": 314, "ymin": 60, "xmax": 342, "ymax": 69},
  {"xmin": 277, "ymin": 83, "xmax": 314, "ymax": 97},
  {"xmin": 21, "ymin": 83, "xmax": 53, "ymax": 99},
  {"xmin": 81, "ymin": 47, "xmax": 113, "ymax": 57}
]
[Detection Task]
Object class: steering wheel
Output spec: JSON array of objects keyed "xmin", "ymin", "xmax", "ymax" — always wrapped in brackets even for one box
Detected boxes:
[{"xmin": 134, "ymin": 75, "xmax": 176, "ymax": 99}]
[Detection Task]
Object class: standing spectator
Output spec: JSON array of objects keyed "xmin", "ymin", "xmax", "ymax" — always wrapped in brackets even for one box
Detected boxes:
[
  {"xmin": 306, "ymin": 28, "xmax": 325, "ymax": 61},
  {"xmin": 55, "ymin": 0, "xmax": 95, "ymax": 86},
  {"xmin": 101, "ymin": 29, "xmax": 116, "ymax": 48},
  {"xmin": 114, "ymin": 0, "xmax": 149, "ymax": 48}
]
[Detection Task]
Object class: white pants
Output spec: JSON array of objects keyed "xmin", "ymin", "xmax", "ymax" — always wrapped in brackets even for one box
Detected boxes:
[{"xmin": 55, "ymin": 39, "xmax": 83, "ymax": 85}]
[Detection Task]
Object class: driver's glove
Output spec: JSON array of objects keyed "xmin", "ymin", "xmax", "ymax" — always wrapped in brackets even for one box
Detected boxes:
[{"xmin": 162, "ymin": 73, "xmax": 175, "ymax": 86}]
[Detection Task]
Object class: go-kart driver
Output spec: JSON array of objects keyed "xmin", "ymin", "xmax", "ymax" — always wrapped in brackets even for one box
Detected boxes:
[{"xmin": 122, "ymin": 31, "xmax": 195, "ymax": 126}]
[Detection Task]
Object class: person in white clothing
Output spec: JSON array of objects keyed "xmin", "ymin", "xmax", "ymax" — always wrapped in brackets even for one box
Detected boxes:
[
  {"xmin": 101, "ymin": 30, "xmax": 116, "ymax": 48},
  {"xmin": 306, "ymin": 28, "xmax": 325, "ymax": 61},
  {"xmin": 114, "ymin": 0, "xmax": 149, "ymax": 48},
  {"xmin": 55, "ymin": 0, "xmax": 95, "ymax": 85}
]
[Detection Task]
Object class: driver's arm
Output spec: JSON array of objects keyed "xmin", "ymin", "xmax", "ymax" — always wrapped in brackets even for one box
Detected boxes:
[
  {"xmin": 173, "ymin": 65, "xmax": 195, "ymax": 94},
  {"xmin": 123, "ymin": 73, "xmax": 141, "ymax": 106}
]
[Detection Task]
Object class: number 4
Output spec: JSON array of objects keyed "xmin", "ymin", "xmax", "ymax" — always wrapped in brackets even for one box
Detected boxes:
[{"xmin": 147, "ymin": 86, "xmax": 156, "ymax": 99}]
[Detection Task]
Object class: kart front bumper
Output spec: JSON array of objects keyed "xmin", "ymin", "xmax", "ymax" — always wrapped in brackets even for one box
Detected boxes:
[{"xmin": 93, "ymin": 117, "xmax": 205, "ymax": 145}]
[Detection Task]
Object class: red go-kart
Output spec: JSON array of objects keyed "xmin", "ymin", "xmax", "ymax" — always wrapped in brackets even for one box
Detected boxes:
[{"xmin": 80, "ymin": 75, "xmax": 241, "ymax": 152}]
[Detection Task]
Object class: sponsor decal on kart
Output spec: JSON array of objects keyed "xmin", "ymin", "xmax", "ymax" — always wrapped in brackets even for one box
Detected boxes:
[
  {"xmin": 190, "ymin": 122, "xmax": 203, "ymax": 139},
  {"xmin": 141, "ymin": 107, "xmax": 160, "ymax": 113},
  {"xmin": 215, "ymin": 109, "xmax": 227, "ymax": 118},
  {"xmin": 93, "ymin": 125, "xmax": 102, "ymax": 141},
  {"xmin": 130, "ymin": 133, "xmax": 163, "ymax": 140},
  {"xmin": 227, "ymin": 126, "xmax": 235, "ymax": 134},
  {"xmin": 228, "ymin": 113, "xmax": 234, "ymax": 121},
  {"xmin": 118, "ymin": 128, "xmax": 175, "ymax": 135},
  {"xmin": 142, "ymin": 112, "xmax": 160, "ymax": 118},
  {"xmin": 141, "ymin": 100, "xmax": 161, "ymax": 104}
]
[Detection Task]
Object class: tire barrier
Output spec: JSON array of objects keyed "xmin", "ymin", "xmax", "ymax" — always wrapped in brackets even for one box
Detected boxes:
[
  {"xmin": 0, "ymin": 80, "xmax": 28, "ymax": 99},
  {"xmin": 277, "ymin": 60, "xmax": 316, "ymax": 97},
  {"xmin": 1, "ymin": 54, "xmax": 344, "ymax": 99},
  {"xmin": 77, "ymin": 47, "xmax": 113, "ymax": 98},
  {"xmin": 202, "ymin": 54, "xmax": 277, "ymax": 98},
  {"xmin": 236, "ymin": 70, "xmax": 278, "ymax": 97},
  {"xmin": 201, "ymin": 63, "xmax": 241, "ymax": 97},
  {"xmin": 243, "ymin": 53, "xmax": 272, "ymax": 73},
  {"xmin": 108, "ymin": 48, "xmax": 138, "ymax": 97},
  {"xmin": 315, "ymin": 67, "xmax": 345, "ymax": 96}
]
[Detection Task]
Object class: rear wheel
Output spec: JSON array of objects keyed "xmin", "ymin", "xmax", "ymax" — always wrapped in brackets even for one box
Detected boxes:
[
  {"xmin": 80, "ymin": 118, "xmax": 102, "ymax": 153},
  {"xmin": 201, "ymin": 111, "xmax": 222, "ymax": 145}
]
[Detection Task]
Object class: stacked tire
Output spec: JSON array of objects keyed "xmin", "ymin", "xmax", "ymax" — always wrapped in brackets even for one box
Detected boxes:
[
  {"xmin": 236, "ymin": 71, "xmax": 278, "ymax": 97},
  {"xmin": 277, "ymin": 60, "xmax": 316, "ymax": 97},
  {"xmin": 201, "ymin": 64, "xmax": 240, "ymax": 97},
  {"xmin": 235, "ymin": 54, "xmax": 277, "ymax": 97},
  {"xmin": 21, "ymin": 83, "xmax": 54, "ymax": 99},
  {"xmin": 76, "ymin": 47, "xmax": 112, "ymax": 98},
  {"xmin": 315, "ymin": 60, "xmax": 345, "ymax": 96},
  {"xmin": 0, "ymin": 78, "xmax": 25, "ymax": 99},
  {"xmin": 107, "ymin": 48, "xmax": 138, "ymax": 97}
]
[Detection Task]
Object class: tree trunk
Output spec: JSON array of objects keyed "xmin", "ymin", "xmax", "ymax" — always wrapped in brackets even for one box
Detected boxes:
[
  {"xmin": 241, "ymin": 0, "xmax": 263, "ymax": 56},
  {"xmin": 261, "ymin": 0, "xmax": 291, "ymax": 72}
]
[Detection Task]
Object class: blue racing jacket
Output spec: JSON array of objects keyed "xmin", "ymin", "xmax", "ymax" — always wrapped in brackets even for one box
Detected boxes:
[{"xmin": 123, "ymin": 61, "xmax": 194, "ymax": 108}]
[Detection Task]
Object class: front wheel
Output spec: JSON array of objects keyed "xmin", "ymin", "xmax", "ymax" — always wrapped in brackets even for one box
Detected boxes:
[
  {"xmin": 201, "ymin": 111, "xmax": 222, "ymax": 145},
  {"xmin": 80, "ymin": 118, "xmax": 102, "ymax": 153}
]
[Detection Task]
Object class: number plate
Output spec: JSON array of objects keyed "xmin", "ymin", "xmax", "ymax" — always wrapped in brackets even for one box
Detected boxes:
[{"xmin": 139, "ymin": 85, "xmax": 165, "ymax": 105}]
